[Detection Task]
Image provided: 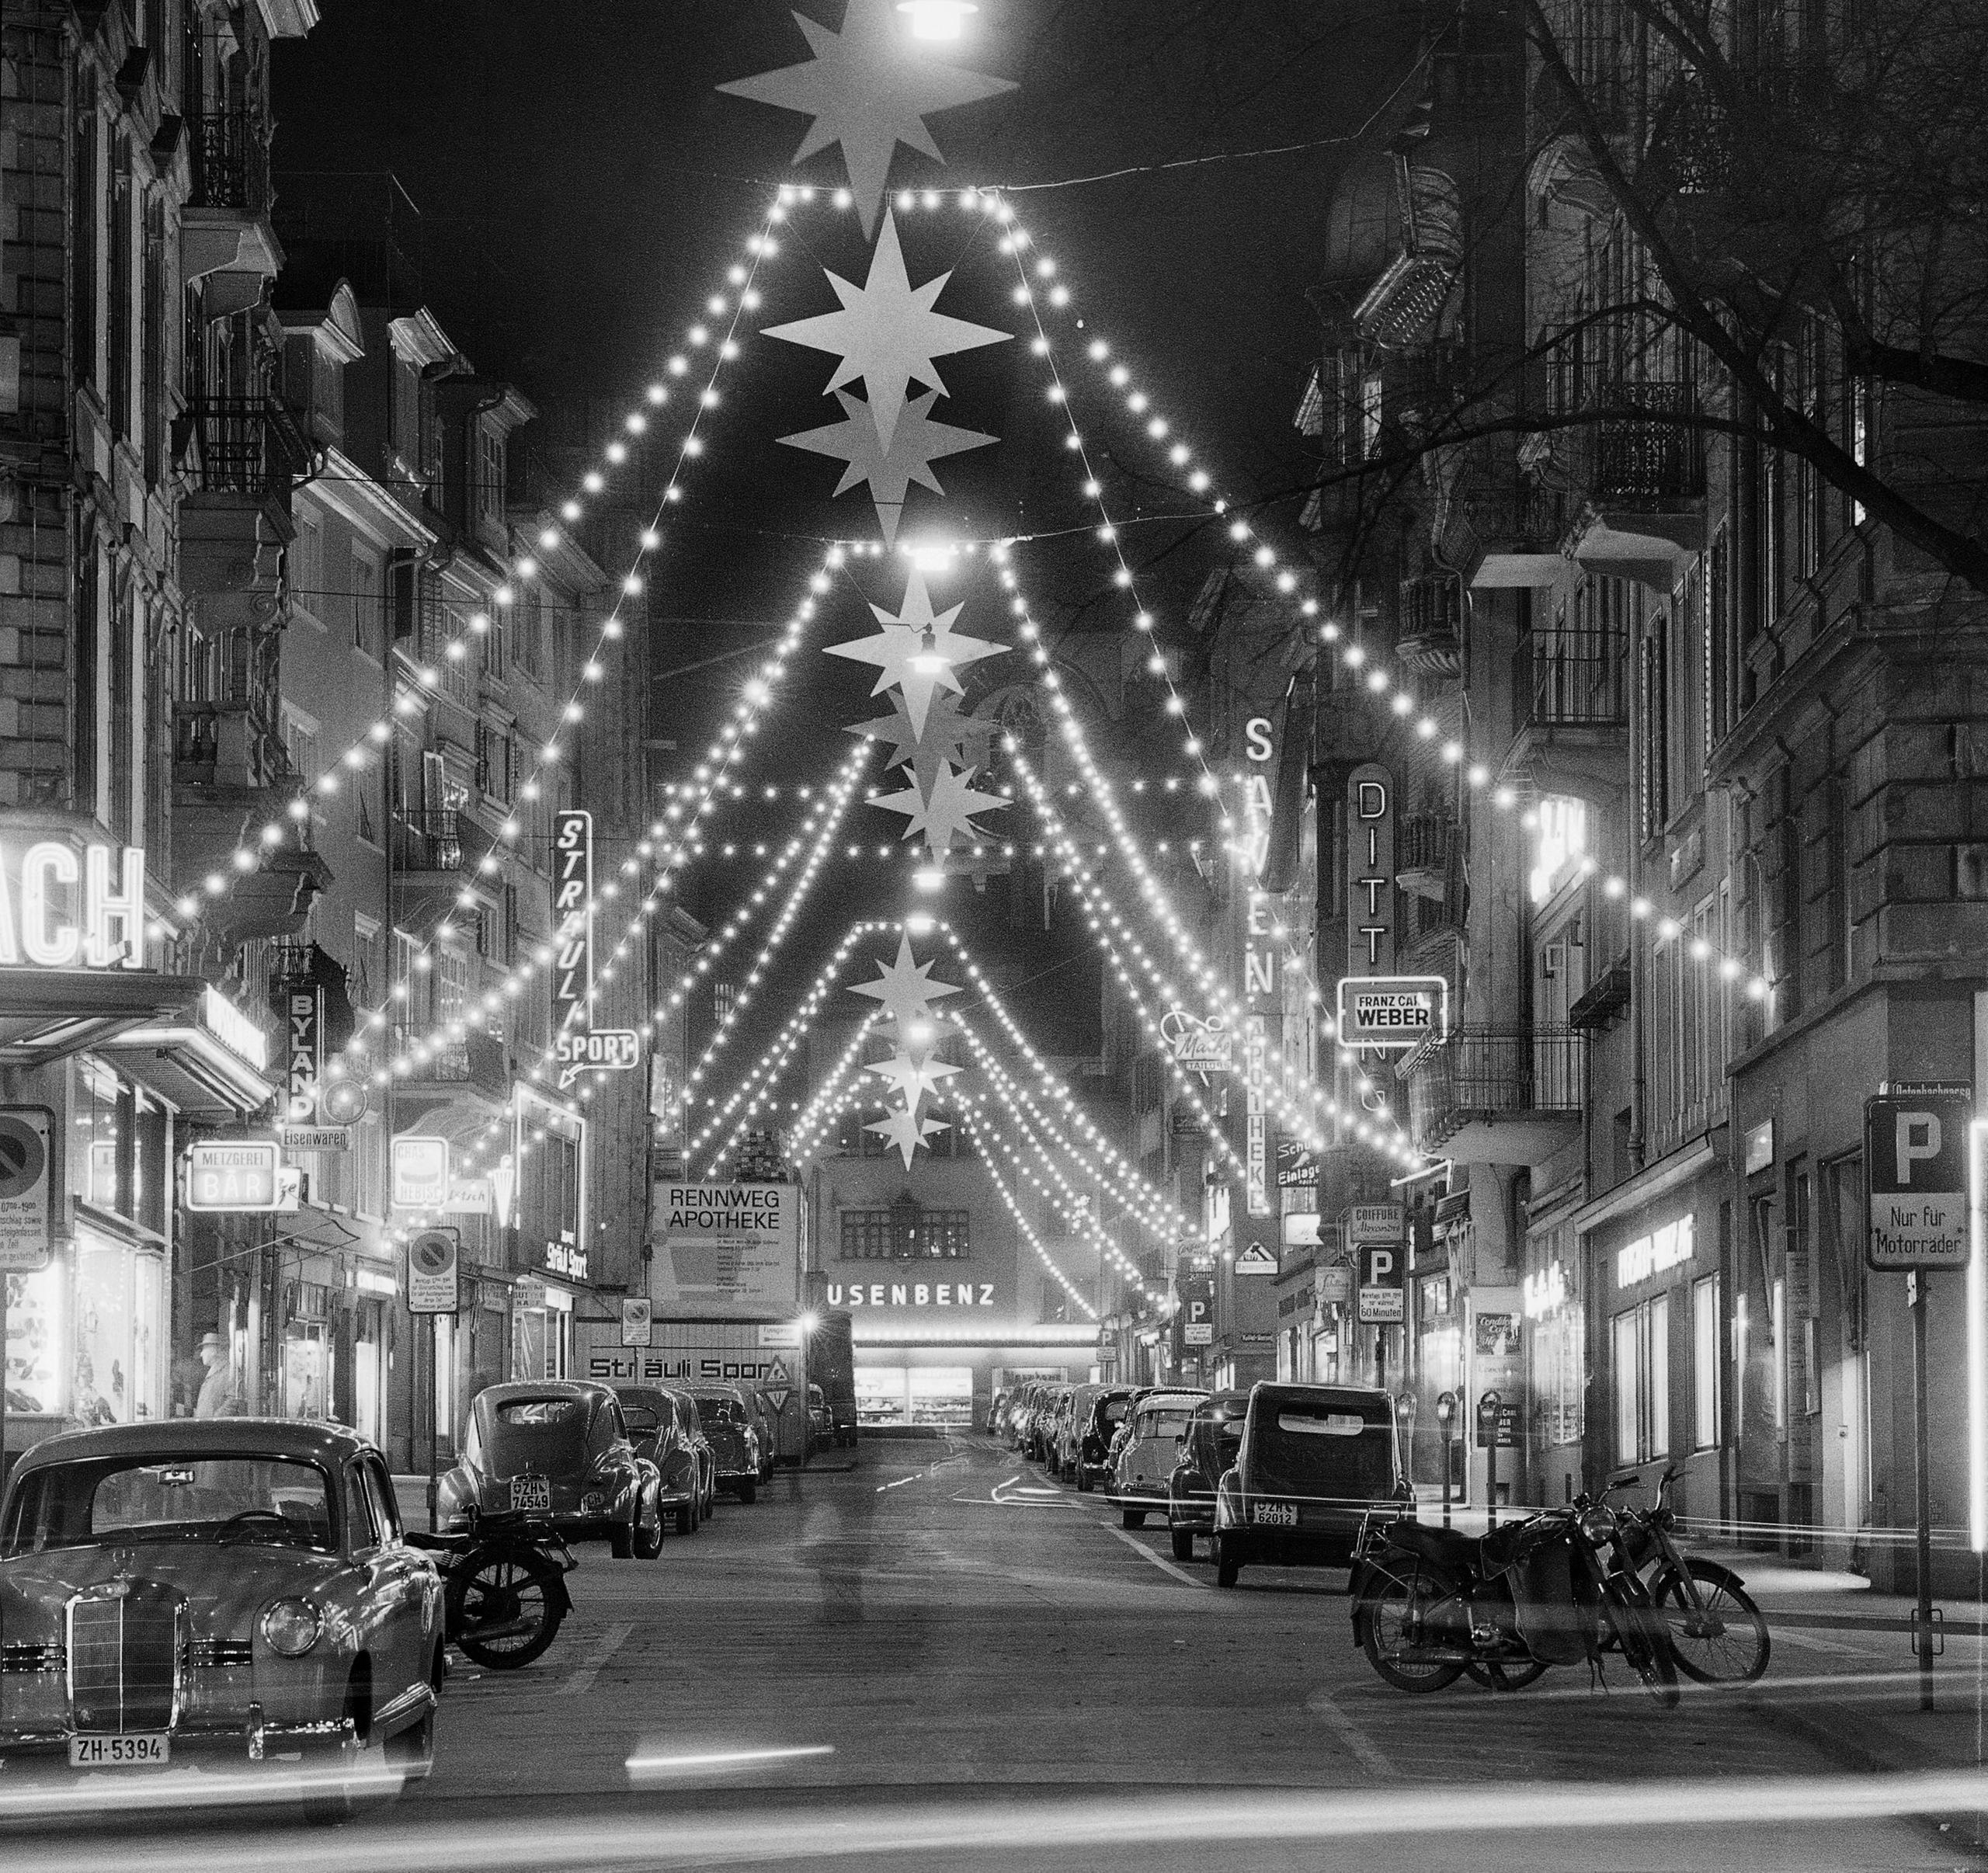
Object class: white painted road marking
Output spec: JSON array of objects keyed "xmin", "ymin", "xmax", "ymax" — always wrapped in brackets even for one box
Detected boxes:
[
  {"xmin": 1772, "ymin": 1627, "xmax": 1864, "ymax": 1657},
  {"xmin": 559, "ymin": 1619, "xmax": 635, "ymax": 1698},
  {"xmin": 1303, "ymin": 1684, "xmax": 1398, "ymax": 1780},
  {"xmin": 1100, "ymin": 1520, "xmax": 1206, "ymax": 1589}
]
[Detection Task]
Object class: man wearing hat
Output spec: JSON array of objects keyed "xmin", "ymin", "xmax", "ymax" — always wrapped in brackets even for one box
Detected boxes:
[{"xmin": 193, "ymin": 1330, "xmax": 246, "ymax": 1418}]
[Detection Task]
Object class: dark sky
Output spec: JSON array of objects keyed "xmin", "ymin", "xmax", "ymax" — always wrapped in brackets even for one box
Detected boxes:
[{"xmin": 272, "ymin": 2, "xmax": 1427, "ymax": 1098}]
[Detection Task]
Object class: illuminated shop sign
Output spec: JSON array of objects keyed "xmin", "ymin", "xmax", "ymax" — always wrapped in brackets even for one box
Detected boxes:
[
  {"xmin": 825, "ymin": 1280, "xmax": 996, "ymax": 1308},
  {"xmin": 1345, "ymin": 765, "xmax": 1395, "ymax": 975},
  {"xmin": 1239, "ymin": 714, "xmax": 1277, "ymax": 1221},
  {"xmin": 1523, "ymin": 1260, "xmax": 1569, "ymax": 1319},
  {"xmin": 0, "ymin": 839, "xmax": 144, "ymax": 969},
  {"xmin": 1616, "ymin": 1215, "xmax": 1694, "ymax": 1287},
  {"xmin": 550, "ymin": 809, "xmax": 641, "ymax": 1090}
]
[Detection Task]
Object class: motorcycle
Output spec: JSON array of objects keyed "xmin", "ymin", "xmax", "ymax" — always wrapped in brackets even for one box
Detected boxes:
[
  {"xmin": 1608, "ymin": 1464, "xmax": 1771, "ymax": 1684},
  {"xmin": 408, "ymin": 1508, "xmax": 576, "ymax": 1670},
  {"xmin": 1348, "ymin": 1495, "xmax": 1681, "ymax": 1707}
]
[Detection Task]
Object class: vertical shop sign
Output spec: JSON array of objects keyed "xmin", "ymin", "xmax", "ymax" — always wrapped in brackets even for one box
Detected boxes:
[
  {"xmin": 1346, "ymin": 763, "xmax": 1395, "ymax": 976},
  {"xmin": 550, "ymin": 807, "xmax": 641, "ymax": 1088},
  {"xmin": 283, "ymin": 983, "xmax": 322, "ymax": 1122},
  {"xmin": 1240, "ymin": 714, "xmax": 1278, "ymax": 1219}
]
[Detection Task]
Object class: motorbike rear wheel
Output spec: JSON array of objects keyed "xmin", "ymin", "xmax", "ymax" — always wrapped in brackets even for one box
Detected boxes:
[
  {"xmin": 450, "ymin": 1552, "xmax": 563, "ymax": 1670},
  {"xmin": 1650, "ymin": 1559, "xmax": 1771, "ymax": 1684},
  {"xmin": 1358, "ymin": 1566, "xmax": 1465, "ymax": 1692},
  {"xmin": 1600, "ymin": 1581, "xmax": 1682, "ymax": 1708},
  {"xmin": 1465, "ymin": 1659, "xmax": 1549, "ymax": 1691}
]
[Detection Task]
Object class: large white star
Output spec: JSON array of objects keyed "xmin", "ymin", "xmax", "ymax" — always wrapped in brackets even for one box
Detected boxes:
[
  {"xmin": 866, "ymin": 1101, "xmax": 950, "ymax": 1169},
  {"xmin": 850, "ymin": 933, "xmax": 960, "ymax": 1033},
  {"xmin": 763, "ymin": 212, "xmax": 1009, "ymax": 453},
  {"xmin": 871, "ymin": 760, "xmax": 1008, "ymax": 854},
  {"xmin": 717, "ymin": 0, "xmax": 1017, "ymax": 235},
  {"xmin": 824, "ymin": 568, "xmax": 1004, "ymax": 736},
  {"xmin": 863, "ymin": 1050, "xmax": 962, "ymax": 1105},
  {"xmin": 847, "ymin": 690, "xmax": 996, "ymax": 792},
  {"xmin": 781, "ymin": 387, "xmax": 996, "ymax": 543}
]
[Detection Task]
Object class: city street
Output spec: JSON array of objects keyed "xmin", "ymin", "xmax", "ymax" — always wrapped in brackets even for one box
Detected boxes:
[{"xmin": 10, "ymin": 1439, "xmax": 1980, "ymax": 1873}]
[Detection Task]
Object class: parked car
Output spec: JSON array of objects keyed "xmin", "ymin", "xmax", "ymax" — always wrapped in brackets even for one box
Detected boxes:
[
  {"xmin": 1105, "ymin": 1389, "xmax": 1208, "ymax": 1527},
  {"xmin": 805, "ymin": 1382, "xmax": 832, "ymax": 1449},
  {"xmin": 0, "ymin": 1418, "xmax": 443, "ymax": 1814},
  {"xmin": 1035, "ymin": 1387, "xmax": 1072, "ymax": 1465},
  {"xmin": 986, "ymin": 1388, "xmax": 1011, "ymax": 1436},
  {"xmin": 690, "ymin": 1385, "xmax": 763, "ymax": 1503},
  {"xmin": 1166, "ymin": 1391, "xmax": 1251, "ymax": 1559},
  {"xmin": 742, "ymin": 1387, "xmax": 779, "ymax": 1479},
  {"xmin": 1210, "ymin": 1383, "xmax": 1411, "ymax": 1587},
  {"xmin": 1065, "ymin": 1385, "xmax": 1137, "ymax": 1492},
  {"xmin": 660, "ymin": 1385, "xmax": 719, "ymax": 1522},
  {"xmin": 440, "ymin": 1381, "xmax": 663, "ymax": 1558},
  {"xmin": 616, "ymin": 1386, "xmax": 707, "ymax": 1534}
]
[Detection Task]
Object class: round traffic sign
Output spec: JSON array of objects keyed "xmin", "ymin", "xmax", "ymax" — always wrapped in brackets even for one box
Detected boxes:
[{"xmin": 0, "ymin": 1113, "xmax": 47, "ymax": 1200}]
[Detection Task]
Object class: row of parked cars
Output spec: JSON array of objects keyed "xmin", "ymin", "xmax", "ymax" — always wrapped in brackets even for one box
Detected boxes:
[
  {"xmin": 990, "ymin": 1377, "xmax": 1409, "ymax": 1587},
  {"xmin": 0, "ymin": 1374, "xmax": 779, "ymax": 1809}
]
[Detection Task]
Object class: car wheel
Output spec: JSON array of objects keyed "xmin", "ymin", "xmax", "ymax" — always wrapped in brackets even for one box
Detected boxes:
[
  {"xmin": 735, "ymin": 1479, "xmax": 756, "ymax": 1505},
  {"xmin": 1122, "ymin": 1509, "xmax": 1146, "ymax": 1530},
  {"xmin": 675, "ymin": 1499, "xmax": 696, "ymax": 1536},
  {"xmin": 1076, "ymin": 1467, "xmax": 1093, "ymax": 1493},
  {"xmin": 608, "ymin": 1513, "xmax": 635, "ymax": 1560},
  {"xmin": 303, "ymin": 1670, "xmax": 384, "ymax": 1826},
  {"xmin": 633, "ymin": 1494, "xmax": 664, "ymax": 1559},
  {"xmin": 1215, "ymin": 1531, "xmax": 1242, "ymax": 1588},
  {"xmin": 1170, "ymin": 1524, "xmax": 1196, "ymax": 1563},
  {"xmin": 385, "ymin": 1699, "xmax": 436, "ymax": 1784}
]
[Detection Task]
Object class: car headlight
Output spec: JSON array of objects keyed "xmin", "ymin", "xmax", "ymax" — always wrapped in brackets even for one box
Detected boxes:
[{"xmin": 260, "ymin": 1597, "xmax": 321, "ymax": 1657}]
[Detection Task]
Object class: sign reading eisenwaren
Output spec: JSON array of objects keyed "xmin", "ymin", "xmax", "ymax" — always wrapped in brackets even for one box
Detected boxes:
[{"xmin": 655, "ymin": 1180, "xmax": 801, "ymax": 1315}]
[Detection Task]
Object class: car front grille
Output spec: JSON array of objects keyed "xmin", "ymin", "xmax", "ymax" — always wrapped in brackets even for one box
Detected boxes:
[
  {"xmin": 1, "ymin": 1642, "xmax": 65, "ymax": 1675},
  {"xmin": 67, "ymin": 1582, "xmax": 183, "ymax": 1734},
  {"xmin": 187, "ymin": 1638, "xmax": 255, "ymax": 1669}
]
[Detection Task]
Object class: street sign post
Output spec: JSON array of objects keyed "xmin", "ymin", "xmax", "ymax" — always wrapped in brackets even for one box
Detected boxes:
[
  {"xmin": 1477, "ymin": 1389, "xmax": 1506, "ymax": 1528},
  {"xmin": 621, "ymin": 1297, "xmax": 653, "ymax": 1348},
  {"xmin": 1865, "ymin": 1084, "xmax": 1974, "ymax": 1711},
  {"xmin": 407, "ymin": 1227, "xmax": 460, "ymax": 1534},
  {"xmin": 0, "ymin": 1107, "xmax": 54, "ymax": 1273}
]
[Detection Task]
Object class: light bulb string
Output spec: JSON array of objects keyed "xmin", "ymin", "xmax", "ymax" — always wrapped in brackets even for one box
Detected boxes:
[{"xmin": 955, "ymin": 1103, "xmax": 1098, "ymax": 1322}]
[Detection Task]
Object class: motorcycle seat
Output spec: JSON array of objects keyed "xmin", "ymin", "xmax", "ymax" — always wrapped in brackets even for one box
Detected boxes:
[{"xmin": 1379, "ymin": 1520, "xmax": 1479, "ymax": 1576}]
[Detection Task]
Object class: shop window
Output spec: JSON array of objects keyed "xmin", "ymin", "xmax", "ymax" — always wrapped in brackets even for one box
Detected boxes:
[
  {"xmin": 71, "ymin": 1232, "xmax": 165, "ymax": 1426},
  {"xmin": 1612, "ymin": 1293, "xmax": 1670, "ymax": 1465},
  {"xmin": 839, "ymin": 1204, "xmax": 970, "ymax": 1260},
  {"xmin": 5, "ymin": 1268, "xmax": 64, "ymax": 1416},
  {"xmin": 1693, "ymin": 1274, "xmax": 1722, "ymax": 1449}
]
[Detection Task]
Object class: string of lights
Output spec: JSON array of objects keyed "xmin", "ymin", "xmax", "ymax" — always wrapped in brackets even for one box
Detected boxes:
[{"xmin": 954, "ymin": 1103, "xmax": 1100, "ymax": 1322}]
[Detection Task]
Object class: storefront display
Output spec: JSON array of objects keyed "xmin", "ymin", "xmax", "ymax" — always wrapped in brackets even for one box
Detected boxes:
[{"xmin": 4, "ymin": 1267, "xmax": 62, "ymax": 1416}]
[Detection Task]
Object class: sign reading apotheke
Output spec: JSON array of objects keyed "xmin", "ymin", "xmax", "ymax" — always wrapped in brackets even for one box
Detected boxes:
[
  {"xmin": 655, "ymin": 1181, "xmax": 800, "ymax": 1314},
  {"xmin": 0, "ymin": 838, "xmax": 145, "ymax": 969}
]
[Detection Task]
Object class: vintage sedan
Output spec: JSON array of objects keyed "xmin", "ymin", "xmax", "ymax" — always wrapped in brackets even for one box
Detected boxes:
[
  {"xmin": 616, "ymin": 1387, "xmax": 705, "ymax": 1535},
  {"xmin": 1166, "ymin": 1391, "xmax": 1251, "ymax": 1559},
  {"xmin": 0, "ymin": 1418, "xmax": 443, "ymax": 1810},
  {"xmin": 438, "ymin": 1381, "xmax": 662, "ymax": 1558},
  {"xmin": 1210, "ymin": 1383, "xmax": 1412, "ymax": 1587},
  {"xmin": 688, "ymin": 1385, "xmax": 763, "ymax": 1503},
  {"xmin": 1104, "ymin": 1389, "xmax": 1208, "ymax": 1528},
  {"xmin": 1068, "ymin": 1385, "xmax": 1138, "ymax": 1492}
]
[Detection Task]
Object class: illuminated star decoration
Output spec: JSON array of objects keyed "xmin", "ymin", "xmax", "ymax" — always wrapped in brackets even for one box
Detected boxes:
[
  {"xmin": 716, "ymin": 0, "xmax": 1017, "ymax": 237},
  {"xmin": 847, "ymin": 690, "xmax": 996, "ymax": 794},
  {"xmin": 781, "ymin": 387, "xmax": 995, "ymax": 542},
  {"xmin": 871, "ymin": 761, "xmax": 1007, "ymax": 857},
  {"xmin": 763, "ymin": 210, "xmax": 1008, "ymax": 454},
  {"xmin": 824, "ymin": 566, "xmax": 1003, "ymax": 736},
  {"xmin": 851, "ymin": 936, "xmax": 963, "ymax": 1168}
]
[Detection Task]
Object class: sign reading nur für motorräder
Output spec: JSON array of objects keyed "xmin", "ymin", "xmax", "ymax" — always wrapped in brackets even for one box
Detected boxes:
[{"xmin": 1865, "ymin": 1088, "xmax": 1973, "ymax": 1271}]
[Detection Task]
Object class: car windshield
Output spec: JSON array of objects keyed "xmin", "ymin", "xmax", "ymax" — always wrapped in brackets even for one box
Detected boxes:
[
  {"xmin": 1099, "ymin": 1396, "xmax": 1131, "ymax": 1428},
  {"xmin": 623, "ymin": 1407, "xmax": 663, "ymax": 1437},
  {"xmin": 1133, "ymin": 1407, "xmax": 1194, "ymax": 1438},
  {"xmin": 477, "ymin": 1396, "xmax": 591, "ymax": 1475},
  {"xmin": 495, "ymin": 1399, "xmax": 585, "ymax": 1427},
  {"xmin": 694, "ymin": 1396, "xmax": 742, "ymax": 1425},
  {"xmin": 1253, "ymin": 1398, "xmax": 1398, "ymax": 1500},
  {"xmin": 2, "ymin": 1456, "xmax": 335, "ymax": 1557}
]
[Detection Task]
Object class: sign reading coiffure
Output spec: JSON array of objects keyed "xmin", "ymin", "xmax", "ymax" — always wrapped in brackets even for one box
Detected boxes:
[{"xmin": 655, "ymin": 1181, "xmax": 800, "ymax": 1314}]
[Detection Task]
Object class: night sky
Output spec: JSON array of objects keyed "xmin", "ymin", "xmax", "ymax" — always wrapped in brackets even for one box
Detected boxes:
[{"xmin": 272, "ymin": 1, "xmax": 1423, "ymax": 1094}]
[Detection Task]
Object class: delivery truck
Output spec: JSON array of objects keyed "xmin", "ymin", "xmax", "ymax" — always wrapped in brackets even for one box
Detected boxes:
[{"xmin": 575, "ymin": 1314, "xmax": 810, "ymax": 1467}]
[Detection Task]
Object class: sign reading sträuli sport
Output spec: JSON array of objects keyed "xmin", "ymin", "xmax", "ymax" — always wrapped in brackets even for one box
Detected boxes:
[{"xmin": 655, "ymin": 1181, "xmax": 801, "ymax": 1314}]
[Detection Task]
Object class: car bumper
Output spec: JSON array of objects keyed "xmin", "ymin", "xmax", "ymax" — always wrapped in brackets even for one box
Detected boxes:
[
  {"xmin": 1, "ymin": 1711, "xmax": 359, "ymax": 1764},
  {"xmin": 1170, "ymin": 1495, "xmax": 1216, "ymax": 1530},
  {"xmin": 1103, "ymin": 1485, "xmax": 1169, "ymax": 1509}
]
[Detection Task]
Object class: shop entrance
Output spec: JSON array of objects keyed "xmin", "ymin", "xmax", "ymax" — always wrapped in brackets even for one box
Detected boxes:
[{"xmin": 855, "ymin": 1364, "xmax": 975, "ymax": 1426}]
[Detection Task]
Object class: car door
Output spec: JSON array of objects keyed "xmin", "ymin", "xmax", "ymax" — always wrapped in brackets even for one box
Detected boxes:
[{"xmin": 359, "ymin": 1455, "xmax": 433, "ymax": 1700}]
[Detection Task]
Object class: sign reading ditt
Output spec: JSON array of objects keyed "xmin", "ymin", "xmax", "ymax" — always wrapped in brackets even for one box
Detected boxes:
[
  {"xmin": 1866, "ymin": 1087, "xmax": 1973, "ymax": 1271},
  {"xmin": 551, "ymin": 810, "xmax": 641, "ymax": 1089},
  {"xmin": 655, "ymin": 1181, "xmax": 800, "ymax": 1315}
]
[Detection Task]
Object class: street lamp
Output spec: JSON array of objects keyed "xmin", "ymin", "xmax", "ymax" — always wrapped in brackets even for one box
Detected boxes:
[{"xmin": 898, "ymin": 1, "xmax": 978, "ymax": 40}]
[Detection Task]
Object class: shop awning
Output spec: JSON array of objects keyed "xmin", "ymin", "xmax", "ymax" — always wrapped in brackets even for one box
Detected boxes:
[
  {"xmin": 0, "ymin": 966, "xmax": 205, "ymax": 1067},
  {"xmin": 97, "ymin": 985, "xmax": 280, "ymax": 1118}
]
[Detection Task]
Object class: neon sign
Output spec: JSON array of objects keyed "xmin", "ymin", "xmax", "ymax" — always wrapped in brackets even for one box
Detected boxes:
[{"xmin": 0, "ymin": 840, "xmax": 144, "ymax": 969}]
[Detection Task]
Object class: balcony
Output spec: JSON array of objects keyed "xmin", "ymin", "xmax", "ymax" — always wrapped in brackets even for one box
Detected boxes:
[
  {"xmin": 1403, "ymin": 1027, "xmax": 1586, "ymax": 1166},
  {"xmin": 391, "ymin": 1023, "xmax": 511, "ymax": 1110},
  {"xmin": 1506, "ymin": 631, "xmax": 1629, "ymax": 804},
  {"xmin": 182, "ymin": 108, "xmax": 281, "ymax": 305},
  {"xmin": 391, "ymin": 810, "xmax": 504, "ymax": 928},
  {"xmin": 179, "ymin": 398, "xmax": 312, "ymax": 631},
  {"xmin": 1352, "ymin": 165, "xmax": 1465, "ymax": 348},
  {"xmin": 1565, "ymin": 380, "xmax": 1708, "ymax": 588},
  {"xmin": 1397, "ymin": 575, "xmax": 1463, "ymax": 677},
  {"xmin": 1441, "ymin": 471, "xmax": 1569, "ymax": 590},
  {"xmin": 1396, "ymin": 814, "xmax": 1457, "ymax": 901}
]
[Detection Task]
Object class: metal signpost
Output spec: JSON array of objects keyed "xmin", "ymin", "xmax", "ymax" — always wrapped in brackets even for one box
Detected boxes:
[
  {"xmin": 1436, "ymin": 1391, "xmax": 1457, "ymax": 1528},
  {"xmin": 1477, "ymin": 1389, "xmax": 1503, "ymax": 1529},
  {"xmin": 1865, "ymin": 1084, "xmax": 1972, "ymax": 1711},
  {"xmin": 0, "ymin": 1107, "xmax": 55, "ymax": 1730},
  {"xmin": 408, "ymin": 1228, "xmax": 461, "ymax": 1531}
]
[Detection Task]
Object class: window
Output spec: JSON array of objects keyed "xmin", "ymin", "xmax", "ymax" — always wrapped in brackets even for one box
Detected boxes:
[
  {"xmin": 75, "ymin": 78, "xmax": 98, "ymax": 391},
  {"xmin": 353, "ymin": 548, "xmax": 382, "ymax": 659},
  {"xmin": 282, "ymin": 707, "xmax": 321, "ymax": 803},
  {"xmin": 516, "ymin": 583, "xmax": 543, "ymax": 679},
  {"xmin": 1693, "ymin": 1274, "xmax": 1721, "ymax": 1449},
  {"xmin": 1639, "ymin": 625, "xmax": 1670, "ymax": 842},
  {"xmin": 436, "ymin": 947, "xmax": 470, "ymax": 1028},
  {"xmin": 840, "ymin": 1208, "xmax": 971, "ymax": 1260},
  {"xmin": 291, "ymin": 513, "xmax": 324, "ymax": 624},
  {"xmin": 1612, "ymin": 1293, "xmax": 1670, "ymax": 1465},
  {"xmin": 477, "ymin": 721, "xmax": 514, "ymax": 804},
  {"xmin": 1528, "ymin": 796, "xmax": 1587, "ymax": 904},
  {"xmin": 353, "ymin": 916, "xmax": 384, "ymax": 1007},
  {"xmin": 478, "ymin": 426, "xmax": 505, "ymax": 523},
  {"xmin": 483, "ymin": 605, "xmax": 507, "ymax": 680}
]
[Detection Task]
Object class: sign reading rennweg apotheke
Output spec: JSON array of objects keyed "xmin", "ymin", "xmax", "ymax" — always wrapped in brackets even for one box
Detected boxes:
[{"xmin": 655, "ymin": 1181, "xmax": 800, "ymax": 1314}]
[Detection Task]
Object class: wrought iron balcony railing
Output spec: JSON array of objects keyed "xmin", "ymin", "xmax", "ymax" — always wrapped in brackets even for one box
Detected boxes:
[
  {"xmin": 189, "ymin": 106, "xmax": 269, "ymax": 215},
  {"xmin": 1512, "ymin": 632, "xmax": 1629, "ymax": 730},
  {"xmin": 391, "ymin": 808, "xmax": 497, "ymax": 876},
  {"xmin": 1587, "ymin": 379, "xmax": 1705, "ymax": 504},
  {"xmin": 1406, "ymin": 1027, "xmax": 1587, "ymax": 1152},
  {"xmin": 184, "ymin": 397, "xmax": 311, "ymax": 499}
]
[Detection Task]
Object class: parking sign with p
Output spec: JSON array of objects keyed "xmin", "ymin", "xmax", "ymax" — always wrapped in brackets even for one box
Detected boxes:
[{"xmin": 1866, "ymin": 1087, "xmax": 1972, "ymax": 1271}]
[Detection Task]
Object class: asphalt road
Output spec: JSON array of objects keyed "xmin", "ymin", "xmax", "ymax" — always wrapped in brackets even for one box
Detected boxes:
[{"xmin": 8, "ymin": 1436, "xmax": 1986, "ymax": 1872}]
